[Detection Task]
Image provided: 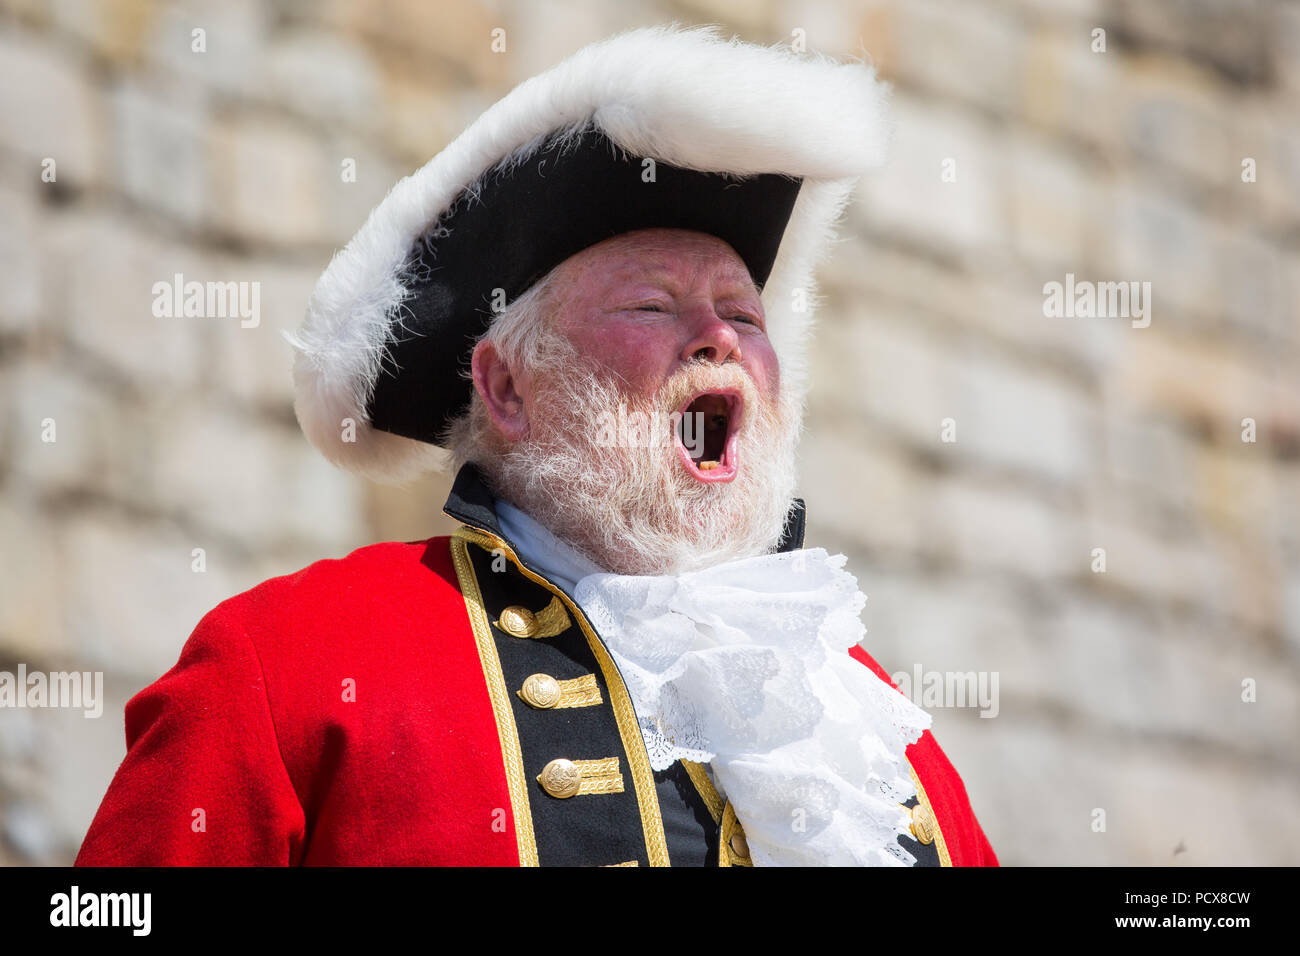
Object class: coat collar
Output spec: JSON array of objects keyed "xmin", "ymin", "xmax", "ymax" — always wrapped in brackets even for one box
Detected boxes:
[{"xmin": 442, "ymin": 462, "xmax": 807, "ymax": 571}]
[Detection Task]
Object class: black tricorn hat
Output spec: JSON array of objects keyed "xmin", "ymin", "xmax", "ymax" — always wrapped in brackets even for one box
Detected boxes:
[
  {"xmin": 288, "ymin": 24, "xmax": 892, "ymax": 483},
  {"xmin": 370, "ymin": 126, "xmax": 803, "ymax": 447}
]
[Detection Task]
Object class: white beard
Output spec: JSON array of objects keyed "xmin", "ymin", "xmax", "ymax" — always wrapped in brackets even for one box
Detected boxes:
[{"xmin": 483, "ymin": 345, "xmax": 802, "ymax": 576}]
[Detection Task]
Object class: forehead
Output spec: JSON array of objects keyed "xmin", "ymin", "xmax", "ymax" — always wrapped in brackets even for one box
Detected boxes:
[{"xmin": 554, "ymin": 229, "xmax": 759, "ymax": 295}]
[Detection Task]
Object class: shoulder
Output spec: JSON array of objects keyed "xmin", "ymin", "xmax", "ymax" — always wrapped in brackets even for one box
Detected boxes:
[
  {"xmin": 161, "ymin": 533, "xmax": 481, "ymax": 762},
  {"xmin": 204, "ymin": 536, "xmax": 460, "ymax": 630},
  {"xmin": 178, "ymin": 535, "xmax": 469, "ymax": 688}
]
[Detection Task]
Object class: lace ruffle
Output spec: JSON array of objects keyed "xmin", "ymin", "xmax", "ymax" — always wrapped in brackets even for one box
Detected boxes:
[{"xmin": 574, "ymin": 548, "xmax": 933, "ymax": 866}]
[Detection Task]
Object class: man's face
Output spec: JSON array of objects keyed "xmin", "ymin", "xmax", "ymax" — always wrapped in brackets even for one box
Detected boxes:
[
  {"xmin": 473, "ymin": 228, "xmax": 800, "ymax": 575},
  {"xmin": 539, "ymin": 229, "xmax": 781, "ymax": 483}
]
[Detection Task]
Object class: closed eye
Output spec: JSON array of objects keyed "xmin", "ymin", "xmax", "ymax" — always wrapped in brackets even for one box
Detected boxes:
[{"xmin": 631, "ymin": 305, "xmax": 760, "ymax": 328}]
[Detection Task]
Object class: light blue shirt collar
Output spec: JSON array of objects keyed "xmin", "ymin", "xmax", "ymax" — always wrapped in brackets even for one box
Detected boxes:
[{"xmin": 494, "ymin": 499, "xmax": 606, "ymax": 598}]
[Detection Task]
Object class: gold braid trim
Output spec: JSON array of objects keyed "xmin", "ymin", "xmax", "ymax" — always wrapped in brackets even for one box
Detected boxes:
[
  {"xmin": 449, "ymin": 536, "xmax": 539, "ymax": 866},
  {"xmin": 719, "ymin": 802, "xmax": 752, "ymax": 867},
  {"xmin": 573, "ymin": 757, "xmax": 624, "ymax": 795},
  {"xmin": 681, "ymin": 760, "xmax": 724, "ymax": 825},
  {"xmin": 556, "ymin": 673, "xmax": 603, "ymax": 707},
  {"xmin": 909, "ymin": 761, "xmax": 952, "ymax": 867},
  {"xmin": 453, "ymin": 526, "xmax": 671, "ymax": 866}
]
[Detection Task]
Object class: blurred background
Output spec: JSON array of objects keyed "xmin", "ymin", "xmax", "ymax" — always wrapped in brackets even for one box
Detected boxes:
[{"xmin": 1, "ymin": 0, "xmax": 1298, "ymax": 866}]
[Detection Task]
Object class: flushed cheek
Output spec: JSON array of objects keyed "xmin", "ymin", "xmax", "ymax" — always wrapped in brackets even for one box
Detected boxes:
[
  {"xmin": 746, "ymin": 348, "xmax": 781, "ymax": 398},
  {"xmin": 586, "ymin": 327, "xmax": 680, "ymax": 390}
]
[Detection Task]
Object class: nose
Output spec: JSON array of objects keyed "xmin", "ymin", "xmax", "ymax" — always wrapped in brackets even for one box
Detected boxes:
[{"xmin": 680, "ymin": 306, "xmax": 742, "ymax": 365}]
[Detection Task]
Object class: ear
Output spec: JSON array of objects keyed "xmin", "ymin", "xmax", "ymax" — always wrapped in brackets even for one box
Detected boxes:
[{"xmin": 470, "ymin": 340, "xmax": 530, "ymax": 442}]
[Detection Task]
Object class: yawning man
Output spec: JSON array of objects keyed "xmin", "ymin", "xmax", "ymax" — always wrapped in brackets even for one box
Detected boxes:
[{"xmin": 77, "ymin": 25, "xmax": 997, "ymax": 868}]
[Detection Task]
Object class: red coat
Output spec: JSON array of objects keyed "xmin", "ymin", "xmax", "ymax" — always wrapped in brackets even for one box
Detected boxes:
[{"xmin": 76, "ymin": 469, "xmax": 998, "ymax": 867}]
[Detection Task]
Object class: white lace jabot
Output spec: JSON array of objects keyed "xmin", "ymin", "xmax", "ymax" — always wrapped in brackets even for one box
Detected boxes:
[{"xmin": 494, "ymin": 501, "xmax": 934, "ymax": 866}]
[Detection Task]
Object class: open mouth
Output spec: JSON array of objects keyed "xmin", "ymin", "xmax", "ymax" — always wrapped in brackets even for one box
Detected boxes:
[{"xmin": 675, "ymin": 390, "xmax": 742, "ymax": 483}]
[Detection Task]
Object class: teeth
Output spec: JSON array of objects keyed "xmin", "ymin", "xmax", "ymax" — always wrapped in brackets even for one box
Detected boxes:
[{"xmin": 699, "ymin": 461, "xmax": 718, "ymax": 471}]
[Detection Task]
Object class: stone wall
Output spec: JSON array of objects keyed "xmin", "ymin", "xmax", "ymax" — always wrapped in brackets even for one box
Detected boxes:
[{"xmin": 0, "ymin": 0, "xmax": 1296, "ymax": 865}]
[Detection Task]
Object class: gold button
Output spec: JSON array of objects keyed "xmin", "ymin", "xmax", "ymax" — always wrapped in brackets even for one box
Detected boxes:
[
  {"xmin": 538, "ymin": 758, "xmax": 582, "ymax": 799},
  {"xmin": 499, "ymin": 605, "xmax": 538, "ymax": 638},
  {"xmin": 909, "ymin": 803, "xmax": 935, "ymax": 845},
  {"xmin": 729, "ymin": 830, "xmax": 750, "ymax": 860},
  {"xmin": 520, "ymin": 674, "xmax": 562, "ymax": 709}
]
